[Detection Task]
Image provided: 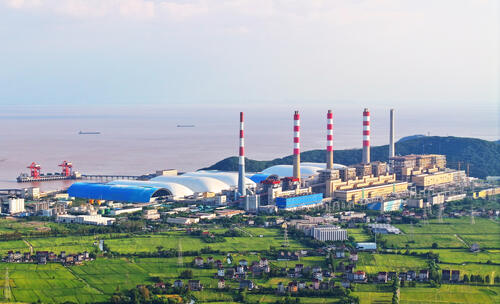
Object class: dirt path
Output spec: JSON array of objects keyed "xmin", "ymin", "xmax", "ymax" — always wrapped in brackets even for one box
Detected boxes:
[
  {"xmin": 22, "ymin": 239, "xmax": 33, "ymax": 255},
  {"xmin": 455, "ymin": 234, "xmax": 470, "ymax": 248}
]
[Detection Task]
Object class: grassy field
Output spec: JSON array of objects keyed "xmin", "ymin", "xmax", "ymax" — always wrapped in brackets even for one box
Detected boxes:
[
  {"xmin": 411, "ymin": 249, "xmax": 500, "ymax": 264},
  {"xmin": 394, "ymin": 218, "xmax": 500, "ymax": 235},
  {"xmin": 400, "ymin": 284, "xmax": 500, "ymax": 303},
  {"xmin": 348, "ymin": 228, "xmax": 372, "ymax": 242},
  {"xmin": 355, "ymin": 253, "xmax": 428, "ymax": 274},
  {"xmin": 379, "ymin": 233, "xmax": 467, "ymax": 249},
  {"xmin": 104, "ymin": 228, "xmax": 303, "ymax": 254},
  {"xmin": 353, "ymin": 284, "xmax": 500, "ymax": 304},
  {"xmin": 0, "ymin": 263, "xmax": 107, "ymax": 303}
]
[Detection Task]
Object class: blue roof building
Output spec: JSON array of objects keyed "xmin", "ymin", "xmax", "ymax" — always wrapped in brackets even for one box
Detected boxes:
[{"xmin": 67, "ymin": 182, "xmax": 170, "ymax": 203}]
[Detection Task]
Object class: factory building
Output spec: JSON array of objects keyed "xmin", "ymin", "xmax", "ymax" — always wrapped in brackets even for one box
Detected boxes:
[
  {"xmin": 275, "ymin": 193, "xmax": 324, "ymax": 210},
  {"xmin": 334, "ymin": 182, "xmax": 408, "ymax": 203},
  {"xmin": 367, "ymin": 199, "xmax": 404, "ymax": 212},
  {"xmin": 1, "ymin": 198, "xmax": 25, "ymax": 214},
  {"xmin": 391, "ymin": 154, "xmax": 447, "ymax": 181},
  {"xmin": 312, "ymin": 226, "xmax": 348, "ymax": 241},
  {"xmin": 56, "ymin": 214, "xmax": 115, "ymax": 226}
]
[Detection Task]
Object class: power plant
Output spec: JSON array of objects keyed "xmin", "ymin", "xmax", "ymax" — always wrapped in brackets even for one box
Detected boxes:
[{"xmin": 63, "ymin": 108, "xmax": 469, "ymax": 212}]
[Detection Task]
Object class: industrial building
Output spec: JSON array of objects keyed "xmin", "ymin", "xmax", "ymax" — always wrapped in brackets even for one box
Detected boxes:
[
  {"xmin": 312, "ymin": 226, "xmax": 348, "ymax": 241},
  {"xmin": 367, "ymin": 224, "xmax": 401, "ymax": 234},
  {"xmin": 367, "ymin": 199, "xmax": 404, "ymax": 212},
  {"xmin": 67, "ymin": 170, "xmax": 257, "ymax": 203},
  {"xmin": 275, "ymin": 193, "xmax": 324, "ymax": 210},
  {"xmin": 1, "ymin": 198, "xmax": 25, "ymax": 214},
  {"xmin": 166, "ymin": 217, "xmax": 199, "ymax": 225},
  {"xmin": 333, "ymin": 182, "xmax": 408, "ymax": 203},
  {"xmin": 56, "ymin": 214, "xmax": 115, "ymax": 226}
]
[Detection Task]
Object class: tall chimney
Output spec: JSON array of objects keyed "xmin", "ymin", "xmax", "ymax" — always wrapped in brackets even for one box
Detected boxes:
[
  {"xmin": 293, "ymin": 111, "xmax": 301, "ymax": 179},
  {"xmin": 362, "ymin": 108, "xmax": 371, "ymax": 164},
  {"xmin": 326, "ymin": 110, "xmax": 334, "ymax": 169},
  {"xmin": 238, "ymin": 112, "xmax": 246, "ymax": 196},
  {"xmin": 389, "ymin": 109, "xmax": 395, "ymax": 159}
]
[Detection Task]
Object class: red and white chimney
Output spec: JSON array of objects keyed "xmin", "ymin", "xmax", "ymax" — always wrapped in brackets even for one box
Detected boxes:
[
  {"xmin": 326, "ymin": 110, "xmax": 334, "ymax": 169},
  {"xmin": 293, "ymin": 111, "xmax": 301, "ymax": 179},
  {"xmin": 362, "ymin": 108, "xmax": 371, "ymax": 164}
]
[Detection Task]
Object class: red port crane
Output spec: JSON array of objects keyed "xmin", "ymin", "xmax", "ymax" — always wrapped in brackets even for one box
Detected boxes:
[
  {"xmin": 27, "ymin": 162, "xmax": 41, "ymax": 178},
  {"xmin": 59, "ymin": 161, "xmax": 73, "ymax": 177}
]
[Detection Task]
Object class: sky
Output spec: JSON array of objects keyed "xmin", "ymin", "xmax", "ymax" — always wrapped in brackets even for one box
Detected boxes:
[{"xmin": 0, "ymin": 0, "xmax": 498, "ymax": 111}]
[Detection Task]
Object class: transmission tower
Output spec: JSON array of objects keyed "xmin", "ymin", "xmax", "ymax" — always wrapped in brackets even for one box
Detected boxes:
[
  {"xmin": 470, "ymin": 202, "xmax": 475, "ymax": 225},
  {"xmin": 438, "ymin": 203, "xmax": 444, "ymax": 223},
  {"xmin": 177, "ymin": 240, "xmax": 183, "ymax": 267},
  {"xmin": 422, "ymin": 203, "xmax": 429, "ymax": 225},
  {"xmin": 283, "ymin": 223, "xmax": 289, "ymax": 248}
]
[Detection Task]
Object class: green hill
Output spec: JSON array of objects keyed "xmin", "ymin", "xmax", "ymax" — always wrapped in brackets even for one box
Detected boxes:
[{"xmin": 202, "ymin": 136, "xmax": 500, "ymax": 178}]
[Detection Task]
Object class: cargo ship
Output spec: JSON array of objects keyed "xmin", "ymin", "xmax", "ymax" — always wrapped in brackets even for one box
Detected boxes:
[
  {"xmin": 79, "ymin": 131, "xmax": 101, "ymax": 134},
  {"xmin": 176, "ymin": 125, "xmax": 195, "ymax": 128}
]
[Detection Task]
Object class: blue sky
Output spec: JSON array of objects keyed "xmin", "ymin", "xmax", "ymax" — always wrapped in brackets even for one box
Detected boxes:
[{"xmin": 0, "ymin": 0, "xmax": 498, "ymax": 109}]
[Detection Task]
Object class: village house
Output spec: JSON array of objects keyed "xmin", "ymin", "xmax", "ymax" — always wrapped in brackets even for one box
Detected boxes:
[
  {"xmin": 377, "ymin": 272, "xmax": 388, "ymax": 283},
  {"xmin": 188, "ymin": 280, "xmax": 202, "ymax": 291},
  {"xmin": 419, "ymin": 270, "xmax": 429, "ymax": 281},
  {"xmin": 277, "ymin": 282, "xmax": 285, "ymax": 293},
  {"xmin": 173, "ymin": 280, "xmax": 183, "ymax": 288},
  {"xmin": 442, "ymin": 270, "xmax": 451, "ymax": 281},
  {"xmin": 353, "ymin": 271, "xmax": 367, "ymax": 282},
  {"xmin": 217, "ymin": 279, "xmax": 225, "ymax": 289},
  {"xmin": 239, "ymin": 280, "xmax": 255, "ymax": 290},
  {"xmin": 194, "ymin": 257, "xmax": 204, "ymax": 267}
]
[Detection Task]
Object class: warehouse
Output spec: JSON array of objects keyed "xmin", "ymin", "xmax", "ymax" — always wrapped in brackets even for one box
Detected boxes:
[{"xmin": 67, "ymin": 183, "xmax": 170, "ymax": 203}]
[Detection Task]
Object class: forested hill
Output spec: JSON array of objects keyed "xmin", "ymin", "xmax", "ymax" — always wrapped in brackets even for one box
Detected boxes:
[{"xmin": 202, "ymin": 136, "xmax": 500, "ymax": 179}]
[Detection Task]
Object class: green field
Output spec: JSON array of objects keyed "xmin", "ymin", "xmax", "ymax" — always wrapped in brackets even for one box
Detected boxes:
[
  {"xmin": 0, "ymin": 263, "xmax": 107, "ymax": 303},
  {"xmin": 105, "ymin": 228, "xmax": 303, "ymax": 254},
  {"xmin": 395, "ymin": 218, "xmax": 500, "ymax": 235},
  {"xmin": 355, "ymin": 253, "xmax": 428, "ymax": 274},
  {"xmin": 412, "ymin": 249, "xmax": 500, "ymax": 264},
  {"xmin": 348, "ymin": 228, "xmax": 372, "ymax": 242},
  {"xmin": 353, "ymin": 284, "xmax": 500, "ymax": 304},
  {"xmin": 379, "ymin": 233, "xmax": 467, "ymax": 249}
]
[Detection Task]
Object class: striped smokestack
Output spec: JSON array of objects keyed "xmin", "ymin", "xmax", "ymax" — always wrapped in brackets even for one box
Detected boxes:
[
  {"xmin": 238, "ymin": 112, "xmax": 246, "ymax": 196},
  {"xmin": 362, "ymin": 108, "xmax": 371, "ymax": 164},
  {"xmin": 326, "ymin": 110, "xmax": 334, "ymax": 169},
  {"xmin": 389, "ymin": 109, "xmax": 395, "ymax": 159},
  {"xmin": 293, "ymin": 111, "xmax": 301, "ymax": 180}
]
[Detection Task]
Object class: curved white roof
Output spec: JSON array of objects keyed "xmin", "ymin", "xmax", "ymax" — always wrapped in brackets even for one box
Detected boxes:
[
  {"xmin": 151, "ymin": 175, "xmax": 229, "ymax": 193},
  {"xmin": 302, "ymin": 162, "xmax": 347, "ymax": 170},
  {"xmin": 262, "ymin": 163, "xmax": 346, "ymax": 178},
  {"xmin": 183, "ymin": 171, "xmax": 256, "ymax": 188},
  {"xmin": 108, "ymin": 180, "xmax": 194, "ymax": 198}
]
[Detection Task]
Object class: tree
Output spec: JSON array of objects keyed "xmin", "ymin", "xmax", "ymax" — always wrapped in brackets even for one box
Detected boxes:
[
  {"xmin": 463, "ymin": 274, "xmax": 469, "ymax": 283},
  {"xmin": 431, "ymin": 243, "xmax": 438, "ymax": 249},
  {"xmin": 179, "ymin": 270, "xmax": 193, "ymax": 279},
  {"xmin": 485, "ymin": 275, "xmax": 490, "ymax": 284}
]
